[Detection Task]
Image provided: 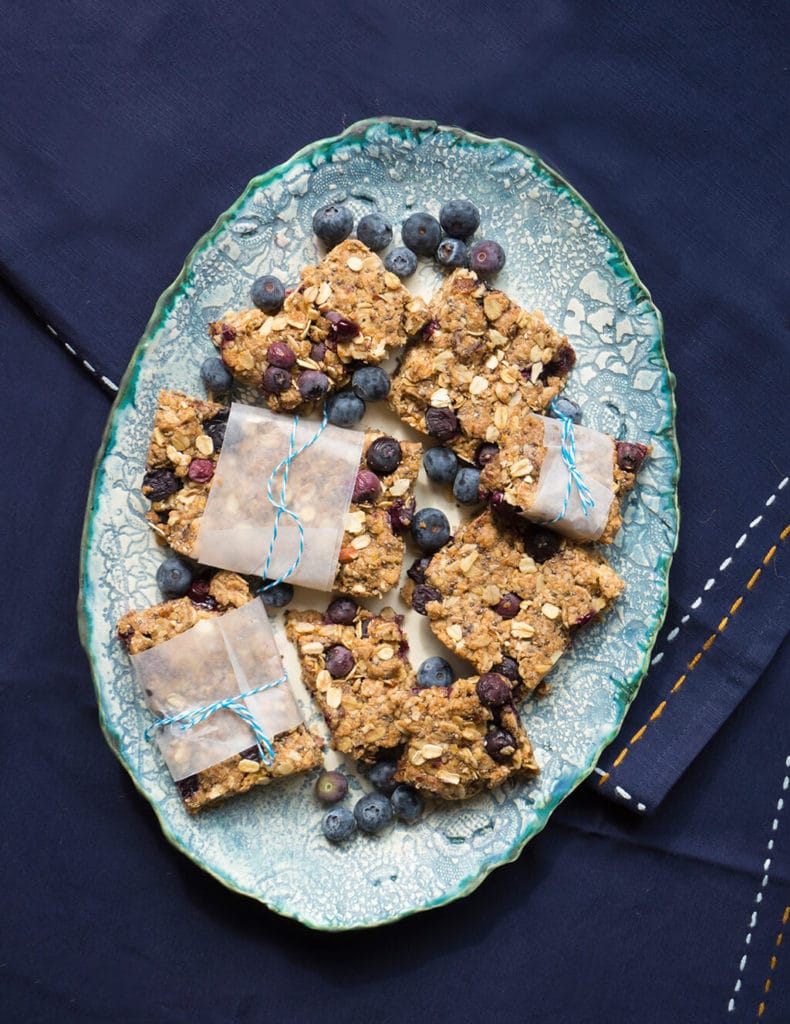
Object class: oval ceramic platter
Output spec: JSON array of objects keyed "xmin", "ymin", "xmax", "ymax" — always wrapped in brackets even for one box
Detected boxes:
[{"xmin": 79, "ymin": 117, "xmax": 678, "ymax": 930}]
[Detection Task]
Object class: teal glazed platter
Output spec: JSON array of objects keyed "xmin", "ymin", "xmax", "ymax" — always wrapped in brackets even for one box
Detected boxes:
[{"xmin": 79, "ymin": 117, "xmax": 679, "ymax": 930}]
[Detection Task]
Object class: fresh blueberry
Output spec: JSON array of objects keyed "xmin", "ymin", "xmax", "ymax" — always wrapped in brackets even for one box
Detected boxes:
[
  {"xmin": 401, "ymin": 212, "xmax": 442, "ymax": 256},
  {"xmin": 200, "ymin": 357, "xmax": 233, "ymax": 394},
  {"xmin": 260, "ymin": 581, "xmax": 294, "ymax": 609},
  {"xmin": 469, "ymin": 239, "xmax": 506, "ymax": 277},
  {"xmin": 368, "ymin": 759, "xmax": 399, "ymax": 795},
  {"xmin": 474, "ymin": 443, "xmax": 499, "ymax": 468},
  {"xmin": 616, "ymin": 441, "xmax": 649, "ymax": 473},
  {"xmin": 411, "ymin": 583, "xmax": 442, "ymax": 615},
  {"xmin": 494, "ymin": 592, "xmax": 521, "ymax": 618},
  {"xmin": 475, "ymin": 672, "xmax": 511, "ymax": 708},
  {"xmin": 423, "ymin": 446, "xmax": 458, "ymax": 484},
  {"xmin": 297, "ymin": 369, "xmax": 329, "ymax": 402},
  {"xmin": 406, "ymin": 557, "xmax": 431, "ymax": 585},
  {"xmin": 262, "ymin": 365, "xmax": 292, "ymax": 395},
  {"xmin": 417, "ymin": 656, "xmax": 456, "ymax": 689},
  {"xmin": 522, "ymin": 526, "xmax": 562, "ymax": 564},
  {"xmin": 325, "ymin": 596, "xmax": 358, "ymax": 625},
  {"xmin": 352, "ymin": 469, "xmax": 382, "ymax": 503},
  {"xmin": 188, "ymin": 459, "xmax": 214, "ymax": 483},
  {"xmin": 326, "ymin": 645, "xmax": 354, "ymax": 678},
  {"xmin": 384, "ymin": 246, "xmax": 418, "ymax": 279},
  {"xmin": 326, "ymin": 390, "xmax": 365, "ymax": 427},
  {"xmin": 142, "ymin": 468, "xmax": 181, "ymax": 501},
  {"xmin": 156, "ymin": 556, "xmax": 194, "ymax": 597},
  {"xmin": 356, "ymin": 212, "xmax": 393, "ymax": 252},
  {"xmin": 424, "ymin": 407, "xmax": 460, "ymax": 442},
  {"xmin": 551, "ymin": 396, "xmax": 583, "ymax": 424},
  {"xmin": 453, "ymin": 467, "xmax": 481, "ymax": 504},
  {"xmin": 410, "ymin": 508, "xmax": 451, "ymax": 551},
  {"xmin": 322, "ymin": 806, "xmax": 356, "ymax": 842},
  {"xmin": 485, "ymin": 727, "xmax": 517, "ymax": 763},
  {"xmin": 366, "ymin": 436, "xmax": 402, "ymax": 475},
  {"xmin": 310, "ymin": 342, "xmax": 327, "ymax": 362},
  {"xmin": 435, "ymin": 237, "xmax": 468, "ymax": 269},
  {"xmin": 315, "ymin": 770, "xmax": 349, "ymax": 804},
  {"xmin": 391, "ymin": 785, "xmax": 424, "ymax": 823},
  {"xmin": 439, "ymin": 199, "xmax": 481, "ymax": 239},
  {"xmin": 353, "ymin": 792, "xmax": 394, "ymax": 834},
  {"xmin": 312, "ymin": 203, "xmax": 354, "ymax": 245},
  {"xmin": 266, "ymin": 341, "xmax": 296, "ymax": 369},
  {"xmin": 250, "ymin": 275, "xmax": 285, "ymax": 313},
  {"xmin": 352, "ymin": 366, "xmax": 390, "ymax": 402},
  {"xmin": 493, "ymin": 656, "xmax": 521, "ymax": 683}
]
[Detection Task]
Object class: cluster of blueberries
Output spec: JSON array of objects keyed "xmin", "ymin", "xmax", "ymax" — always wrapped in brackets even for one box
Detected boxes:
[{"xmin": 316, "ymin": 763, "xmax": 423, "ymax": 843}]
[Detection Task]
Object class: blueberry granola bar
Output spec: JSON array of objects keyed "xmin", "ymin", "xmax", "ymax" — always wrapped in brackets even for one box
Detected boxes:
[
  {"xmin": 141, "ymin": 390, "xmax": 420, "ymax": 598},
  {"xmin": 388, "ymin": 269, "xmax": 576, "ymax": 462},
  {"xmin": 405, "ymin": 509, "xmax": 624, "ymax": 693},
  {"xmin": 117, "ymin": 571, "xmax": 323, "ymax": 813},
  {"xmin": 210, "ymin": 239, "xmax": 428, "ymax": 410}
]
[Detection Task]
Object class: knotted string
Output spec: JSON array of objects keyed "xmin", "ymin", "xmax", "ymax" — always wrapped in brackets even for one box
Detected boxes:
[
  {"xmin": 144, "ymin": 676, "xmax": 286, "ymax": 765},
  {"xmin": 259, "ymin": 406, "xmax": 329, "ymax": 591},
  {"xmin": 543, "ymin": 399, "xmax": 596, "ymax": 525}
]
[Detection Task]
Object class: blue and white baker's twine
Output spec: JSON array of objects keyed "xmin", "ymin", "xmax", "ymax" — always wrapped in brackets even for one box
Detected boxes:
[
  {"xmin": 146, "ymin": 408, "xmax": 329, "ymax": 761},
  {"xmin": 542, "ymin": 399, "xmax": 595, "ymax": 525}
]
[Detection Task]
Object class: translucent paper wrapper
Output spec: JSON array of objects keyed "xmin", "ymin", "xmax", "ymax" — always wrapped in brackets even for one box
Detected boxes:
[
  {"xmin": 529, "ymin": 417, "xmax": 614, "ymax": 542},
  {"xmin": 131, "ymin": 601, "xmax": 303, "ymax": 780},
  {"xmin": 194, "ymin": 404, "xmax": 365, "ymax": 591}
]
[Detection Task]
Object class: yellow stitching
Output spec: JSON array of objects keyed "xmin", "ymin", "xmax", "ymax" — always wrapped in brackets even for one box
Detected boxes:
[
  {"xmin": 764, "ymin": 545, "xmax": 777, "ymax": 565},
  {"xmin": 689, "ymin": 651, "xmax": 703, "ymax": 669},
  {"xmin": 613, "ymin": 748, "xmax": 628, "ymax": 767},
  {"xmin": 747, "ymin": 568, "xmax": 762, "ymax": 590},
  {"xmin": 754, "ymin": 906, "xmax": 790, "ymax": 1023},
  {"xmin": 650, "ymin": 701, "xmax": 666, "ymax": 720},
  {"xmin": 671, "ymin": 674, "xmax": 686, "ymax": 693},
  {"xmin": 730, "ymin": 596, "xmax": 744, "ymax": 615},
  {"xmin": 630, "ymin": 725, "xmax": 647, "ymax": 743},
  {"xmin": 703, "ymin": 634, "xmax": 717, "ymax": 651},
  {"xmin": 758, "ymin": 1002, "xmax": 765, "ymax": 1016},
  {"xmin": 597, "ymin": 771, "xmax": 610, "ymax": 787},
  {"xmin": 781, "ymin": 524, "xmax": 790, "ymax": 541},
  {"xmin": 718, "ymin": 616, "xmax": 729, "ymax": 632}
]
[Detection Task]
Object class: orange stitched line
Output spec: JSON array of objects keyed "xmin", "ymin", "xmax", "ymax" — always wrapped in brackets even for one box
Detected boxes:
[
  {"xmin": 599, "ymin": 527, "xmax": 789, "ymax": 787},
  {"xmin": 754, "ymin": 906, "xmax": 790, "ymax": 1023}
]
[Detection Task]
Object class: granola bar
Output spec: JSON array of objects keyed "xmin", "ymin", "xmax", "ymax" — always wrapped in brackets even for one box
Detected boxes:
[
  {"xmin": 209, "ymin": 239, "xmax": 428, "ymax": 410},
  {"xmin": 388, "ymin": 269, "xmax": 576, "ymax": 462},
  {"xmin": 479, "ymin": 413, "xmax": 650, "ymax": 544},
  {"xmin": 406, "ymin": 509, "xmax": 624, "ymax": 693},
  {"xmin": 141, "ymin": 390, "xmax": 420, "ymax": 597},
  {"xmin": 116, "ymin": 571, "xmax": 323, "ymax": 813}
]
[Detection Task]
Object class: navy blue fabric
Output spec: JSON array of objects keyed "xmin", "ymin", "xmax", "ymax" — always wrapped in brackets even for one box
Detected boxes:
[{"xmin": 1, "ymin": 2, "xmax": 789, "ymax": 1021}]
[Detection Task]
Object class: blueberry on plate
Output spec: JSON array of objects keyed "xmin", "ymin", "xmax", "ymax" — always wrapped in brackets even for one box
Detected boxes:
[
  {"xmin": 468, "ymin": 239, "xmax": 506, "ymax": 277},
  {"xmin": 422, "ymin": 446, "xmax": 459, "ymax": 484},
  {"xmin": 200, "ymin": 357, "xmax": 233, "ymax": 395},
  {"xmin": 365, "ymin": 436, "xmax": 402, "ymax": 475},
  {"xmin": 322, "ymin": 806, "xmax": 357, "ymax": 842},
  {"xmin": 384, "ymin": 246, "xmax": 418, "ymax": 279},
  {"xmin": 417, "ymin": 656, "xmax": 456, "ymax": 689},
  {"xmin": 326, "ymin": 390, "xmax": 365, "ymax": 427},
  {"xmin": 368, "ymin": 759, "xmax": 399, "ymax": 795},
  {"xmin": 453, "ymin": 466, "xmax": 481, "ymax": 504},
  {"xmin": 410, "ymin": 508, "xmax": 451, "ymax": 552},
  {"xmin": 439, "ymin": 199, "xmax": 480, "ymax": 239},
  {"xmin": 250, "ymin": 274, "xmax": 286, "ymax": 313},
  {"xmin": 391, "ymin": 785, "xmax": 424, "ymax": 823},
  {"xmin": 156, "ymin": 556, "xmax": 194, "ymax": 597},
  {"xmin": 260, "ymin": 580, "xmax": 294, "ymax": 609},
  {"xmin": 315, "ymin": 770, "xmax": 349, "ymax": 804},
  {"xmin": 297, "ymin": 369, "xmax": 329, "ymax": 402},
  {"xmin": 435, "ymin": 237, "xmax": 468, "ymax": 269},
  {"xmin": 262, "ymin": 365, "xmax": 292, "ymax": 395},
  {"xmin": 325, "ymin": 596, "xmax": 358, "ymax": 625},
  {"xmin": 401, "ymin": 212, "xmax": 442, "ymax": 256},
  {"xmin": 356, "ymin": 212, "xmax": 393, "ymax": 252},
  {"xmin": 312, "ymin": 203, "xmax": 354, "ymax": 245},
  {"xmin": 353, "ymin": 792, "xmax": 394, "ymax": 834},
  {"xmin": 352, "ymin": 365, "xmax": 390, "ymax": 402}
]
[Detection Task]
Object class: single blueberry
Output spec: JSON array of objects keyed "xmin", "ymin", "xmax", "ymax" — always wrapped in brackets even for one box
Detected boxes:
[
  {"xmin": 522, "ymin": 527, "xmax": 561, "ymax": 564},
  {"xmin": 388, "ymin": 498, "xmax": 415, "ymax": 534},
  {"xmin": 469, "ymin": 239, "xmax": 506, "ymax": 277},
  {"xmin": 326, "ymin": 645, "xmax": 354, "ymax": 678},
  {"xmin": 353, "ymin": 792, "xmax": 394, "ymax": 834},
  {"xmin": 493, "ymin": 656, "xmax": 521, "ymax": 683},
  {"xmin": 439, "ymin": 199, "xmax": 481, "ymax": 239},
  {"xmin": 250, "ymin": 275, "xmax": 286, "ymax": 313},
  {"xmin": 424, "ymin": 407, "xmax": 460, "ymax": 442},
  {"xmin": 315, "ymin": 770, "xmax": 349, "ymax": 804},
  {"xmin": 411, "ymin": 583, "xmax": 442, "ymax": 615},
  {"xmin": 188, "ymin": 459, "xmax": 214, "ymax": 483},
  {"xmin": 417, "ymin": 656, "xmax": 456, "ymax": 689},
  {"xmin": 322, "ymin": 806, "xmax": 357, "ymax": 842},
  {"xmin": 262, "ymin": 365, "xmax": 291, "ymax": 395},
  {"xmin": 297, "ymin": 369, "xmax": 329, "ymax": 402},
  {"xmin": 260, "ymin": 581, "xmax": 294, "ymax": 609},
  {"xmin": 494, "ymin": 592, "xmax": 521, "ymax": 618},
  {"xmin": 391, "ymin": 785, "xmax": 424, "ymax": 823},
  {"xmin": 435, "ymin": 237, "xmax": 468, "ymax": 269},
  {"xmin": 474, "ymin": 442, "xmax": 499, "ymax": 468},
  {"xmin": 200, "ymin": 357, "xmax": 233, "ymax": 394},
  {"xmin": 352, "ymin": 469, "xmax": 382, "ymax": 503},
  {"xmin": 485, "ymin": 727, "xmax": 517, "ymax": 763},
  {"xmin": 325, "ymin": 596, "xmax": 358, "ymax": 625},
  {"xmin": 402, "ymin": 212, "xmax": 443, "ymax": 256},
  {"xmin": 475, "ymin": 673, "xmax": 511, "ymax": 708},
  {"xmin": 142, "ymin": 468, "xmax": 181, "ymax": 502},
  {"xmin": 203, "ymin": 411, "xmax": 228, "ymax": 452},
  {"xmin": 410, "ymin": 508, "xmax": 451, "ymax": 552},
  {"xmin": 423, "ymin": 446, "xmax": 458, "ymax": 484},
  {"xmin": 156, "ymin": 556, "xmax": 194, "ymax": 597},
  {"xmin": 356, "ymin": 212, "xmax": 393, "ymax": 252},
  {"xmin": 384, "ymin": 246, "xmax": 418, "ymax": 279},
  {"xmin": 551, "ymin": 396, "xmax": 583, "ymax": 424},
  {"xmin": 326, "ymin": 390, "xmax": 366, "ymax": 427},
  {"xmin": 266, "ymin": 341, "xmax": 296, "ymax": 369},
  {"xmin": 406, "ymin": 556, "xmax": 431, "ymax": 585},
  {"xmin": 366, "ymin": 436, "xmax": 402, "ymax": 475},
  {"xmin": 368, "ymin": 759, "xmax": 399, "ymax": 795},
  {"xmin": 352, "ymin": 365, "xmax": 391, "ymax": 402},
  {"xmin": 453, "ymin": 467, "xmax": 481, "ymax": 504},
  {"xmin": 312, "ymin": 203, "xmax": 354, "ymax": 245},
  {"xmin": 324, "ymin": 310, "xmax": 360, "ymax": 341}
]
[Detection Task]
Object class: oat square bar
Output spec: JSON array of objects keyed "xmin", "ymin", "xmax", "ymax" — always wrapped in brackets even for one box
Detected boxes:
[
  {"xmin": 210, "ymin": 239, "xmax": 428, "ymax": 410},
  {"xmin": 388, "ymin": 269, "xmax": 576, "ymax": 463},
  {"xmin": 405, "ymin": 509, "xmax": 624, "ymax": 694},
  {"xmin": 117, "ymin": 571, "xmax": 323, "ymax": 813},
  {"xmin": 141, "ymin": 391, "xmax": 420, "ymax": 598}
]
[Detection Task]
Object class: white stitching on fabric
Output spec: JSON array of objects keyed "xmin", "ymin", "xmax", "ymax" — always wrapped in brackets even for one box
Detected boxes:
[{"xmin": 46, "ymin": 321, "xmax": 119, "ymax": 393}]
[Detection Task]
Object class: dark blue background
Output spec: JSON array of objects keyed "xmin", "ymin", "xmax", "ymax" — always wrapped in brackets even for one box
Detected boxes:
[{"xmin": 1, "ymin": 3, "xmax": 788, "ymax": 1021}]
